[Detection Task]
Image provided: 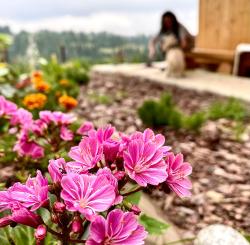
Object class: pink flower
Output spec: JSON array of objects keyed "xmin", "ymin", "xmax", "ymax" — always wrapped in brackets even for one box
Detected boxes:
[
  {"xmin": 48, "ymin": 158, "xmax": 88, "ymax": 183},
  {"xmin": 103, "ymin": 140, "xmax": 120, "ymax": 163},
  {"xmin": 32, "ymin": 119, "xmax": 47, "ymax": 136},
  {"xmin": 97, "ymin": 168, "xmax": 123, "ymax": 205},
  {"xmin": 10, "ymin": 108, "xmax": 33, "ymax": 129},
  {"xmin": 68, "ymin": 137, "xmax": 103, "ymax": 171},
  {"xmin": 13, "ymin": 131, "xmax": 44, "ymax": 159},
  {"xmin": 61, "ymin": 173, "xmax": 115, "ymax": 220},
  {"xmin": 35, "ymin": 225, "xmax": 47, "ymax": 241},
  {"xmin": 0, "ymin": 216, "xmax": 13, "ymax": 228},
  {"xmin": 89, "ymin": 124, "xmax": 115, "ymax": 143},
  {"xmin": 60, "ymin": 126, "xmax": 73, "ymax": 141},
  {"xmin": 86, "ymin": 209, "xmax": 147, "ymax": 245},
  {"xmin": 77, "ymin": 121, "xmax": 94, "ymax": 135},
  {"xmin": 0, "ymin": 191, "xmax": 13, "ymax": 211},
  {"xmin": 131, "ymin": 129, "xmax": 171, "ymax": 156},
  {"xmin": 123, "ymin": 139, "xmax": 167, "ymax": 187},
  {"xmin": 0, "ymin": 206, "xmax": 43, "ymax": 228},
  {"xmin": 39, "ymin": 111, "xmax": 76, "ymax": 125},
  {"xmin": 48, "ymin": 158, "xmax": 67, "ymax": 183},
  {"xmin": 165, "ymin": 153, "xmax": 192, "ymax": 197},
  {"xmin": 11, "ymin": 207, "xmax": 43, "ymax": 228},
  {"xmin": 0, "ymin": 96, "xmax": 17, "ymax": 117},
  {"xmin": 10, "ymin": 171, "xmax": 49, "ymax": 211}
]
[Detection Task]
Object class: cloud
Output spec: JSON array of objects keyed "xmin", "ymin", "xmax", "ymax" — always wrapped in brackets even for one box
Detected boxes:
[
  {"xmin": 1, "ymin": 0, "xmax": 197, "ymax": 20},
  {"xmin": 0, "ymin": 0, "xmax": 198, "ymax": 36}
]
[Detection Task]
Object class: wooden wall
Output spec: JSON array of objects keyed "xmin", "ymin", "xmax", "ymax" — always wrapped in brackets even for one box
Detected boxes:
[{"xmin": 197, "ymin": 0, "xmax": 250, "ymax": 51}]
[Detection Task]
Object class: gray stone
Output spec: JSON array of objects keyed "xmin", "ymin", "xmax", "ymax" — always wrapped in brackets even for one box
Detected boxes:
[{"xmin": 194, "ymin": 224, "xmax": 249, "ymax": 245}]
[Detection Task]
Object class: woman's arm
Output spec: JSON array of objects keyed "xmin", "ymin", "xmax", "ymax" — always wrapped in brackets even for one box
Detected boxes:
[
  {"xmin": 179, "ymin": 24, "xmax": 194, "ymax": 51},
  {"xmin": 148, "ymin": 35, "xmax": 160, "ymax": 60}
]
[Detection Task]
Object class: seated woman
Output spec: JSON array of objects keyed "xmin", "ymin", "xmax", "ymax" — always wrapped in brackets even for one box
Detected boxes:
[{"xmin": 148, "ymin": 11, "xmax": 194, "ymax": 62}]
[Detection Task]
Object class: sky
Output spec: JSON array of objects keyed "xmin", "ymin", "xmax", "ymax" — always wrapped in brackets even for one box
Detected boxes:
[{"xmin": 0, "ymin": 0, "xmax": 198, "ymax": 36}]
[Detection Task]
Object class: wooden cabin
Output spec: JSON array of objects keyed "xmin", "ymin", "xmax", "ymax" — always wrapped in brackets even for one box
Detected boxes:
[{"xmin": 187, "ymin": 0, "xmax": 250, "ymax": 74}]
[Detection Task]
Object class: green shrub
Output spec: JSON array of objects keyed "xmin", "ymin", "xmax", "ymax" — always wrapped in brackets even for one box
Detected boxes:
[
  {"xmin": 138, "ymin": 93, "xmax": 182, "ymax": 128},
  {"xmin": 183, "ymin": 111, "xmax": 207, "ymax": 132},
  {"xmin": 138, "ymin": 93, "xmax": 202, "ymax": 132},
  {"xmin": 139, "ymin": 94, "xmax": 249, "ymax": 132},
  {"xmin": 138, "ymin": 100, "xmax": 168, "ymax": 127},
  {"xmin": 208, "ymin": 98, "xmax": 248, "ymax": 121}
]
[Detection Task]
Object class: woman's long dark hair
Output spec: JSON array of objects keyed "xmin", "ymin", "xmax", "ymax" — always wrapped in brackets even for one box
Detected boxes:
[{"xmin": 159, "ymin": 11, "xmax": 180, "ymax": 40}]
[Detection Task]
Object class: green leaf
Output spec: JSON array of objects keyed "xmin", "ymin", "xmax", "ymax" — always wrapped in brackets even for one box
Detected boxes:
[
  {"xmin": 139, "ymin": 214, "xmax": 170, "ymax": 235},
  {"xmin": 124, "ymin": 191, "xmax": 142, "ymax": 205},
  {"xmin": 244, "ymin": 234, "xmax": 250, "ymax": 243},
  {"xmin": 0, "ymin": 225, "xmax": 35, "ymax": 245}
]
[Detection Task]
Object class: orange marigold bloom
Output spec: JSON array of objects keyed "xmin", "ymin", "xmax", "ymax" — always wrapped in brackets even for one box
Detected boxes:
[
  {"xmin": 23, "ymin": 93, "xmax": 47, "ymax": 110},
  {"xmin": 59, "ymin": 95, "xmax": 78, "ymax": 110},
  {"xmin": 59, "ymin": 79, "xmax": 70, "ymax": 86},
  {"xmin": 31, "ymin": 71, "xmax": 43, "ymax": 84},
  {"xmin": 35, "ymin": 81, "xmax": 50, "ymax": 92}
]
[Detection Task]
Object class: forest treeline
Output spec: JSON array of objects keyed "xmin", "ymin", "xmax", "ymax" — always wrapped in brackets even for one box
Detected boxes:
[{"xmin": 0, "ymin": 26, "xmax": 149, "ymax": 63}]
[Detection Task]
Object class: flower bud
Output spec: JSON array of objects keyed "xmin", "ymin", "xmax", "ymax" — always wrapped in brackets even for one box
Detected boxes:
[
  {"xmin": 71, "ymin": 216, "xmax": 83, "ymax": 234},
  {"xmin": 51, "ymin": 213, "xmax": 59, "ymax": 224},
  {"xmin": 35, "ymin": 225, "xmax": 47, "ymax": 241},
  {"xmin": 114, "ymin": 171, "xmax": 126, "ymax": 181},
  {"xmin": 0, "ymin": 216, "xmax": 13, "ymax": 228},
  {"xmin": 131, "ymin": 205, "xmax": 141, "ymax": 215},
  {"xmin": 53, "ymin": 201, "xmax": 66, "ymax": 213}
]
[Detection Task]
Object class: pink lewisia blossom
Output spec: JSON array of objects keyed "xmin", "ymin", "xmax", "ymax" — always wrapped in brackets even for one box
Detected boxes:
[
  {"xmin": 48, "ymin": 158, "xmax": 67, "ymax": 183},
  {"xmin": 123, "ymin": 139, "xmax": 167, "ymax": 187},
  {"xmin": 77, "ymin": 121, "xmax": 94, "ymax": 135},
  {"xmin": 13, "ymin": 131, "xmax": 44, "ymax": 159},
  {"xmin": 35, "ymin": 225, "xmax": 47, "ymax": 241},
  {"xmin": 86, "ymin": 209, "xmax": 147, "ymax": 245},
  {"xmin": 10, "ymin": 108, "xmax": 33, "ymax": 129},
  {"xmin": 61, "ymin": 173, "xmax": 115, "ymax": 221},
  {"xmin": 68, "ymin": 136, "xmax": 103, "ymax": 171},
  {"xmin": 97, "ymin": 168, "xmax": 123, "ymax": 205},
  {"xmin": 165, "ymin": 153, "xmax": 192, "ymax": 197},
  {"xmin": 0, "ymin": 207, "xmax": 43, "ymax": 228},
  {"xmin": 11, "ymin": 207, "xmax": 43, "ymax": 228},
  {"xmin": 0, "ymin": 191, "xmax": 13, "ymax": 211},
  {"xmin": 9, "ymin": 171, "xmax": 49, "ymax": 211},
  {"xmin": 32, "ymin": 119, "xmax": 47, "ymax": 136},
  {"xmin": 0, "ymin": 216, "xmax": 13, "ymax": 228},
  {"xmin": 0, "ymin": 96, "xmax": 17, "ymax": 117},
  {"xmin": 48, "ymin": 158, "xmax": 89, "ymax": 183},
  {"xmin": 103, "ymin": 140, "xmax": 120, "ymax": 163},
  {"xmin": 60, "ymin": 126, "xmax": 73, "ymax": 141},
  {"xmin": 89, "ymin": 124, "xmax": 115, "ymax": 143},
  {"xmin": 39, "ymin": 111, "xmax": 76, "ymax": 125},
  {"xmin": 130, "ymin": 128, "xmax": 171, "ymax": 156}
]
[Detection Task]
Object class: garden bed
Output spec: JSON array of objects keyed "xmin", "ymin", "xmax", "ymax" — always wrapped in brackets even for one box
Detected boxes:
[{"xmin": 76, "ymin": 71, "xmax": 250, "ymax": 236}]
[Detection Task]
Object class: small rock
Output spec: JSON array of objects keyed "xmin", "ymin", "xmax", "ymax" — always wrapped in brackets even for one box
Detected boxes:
[
  {"xmin": 194, "ymin": 224, "xmax": 249, "ymax": 245},
  {"xmin": 205, "ymin": 191, "xmax": 224, "ymax": 203}
]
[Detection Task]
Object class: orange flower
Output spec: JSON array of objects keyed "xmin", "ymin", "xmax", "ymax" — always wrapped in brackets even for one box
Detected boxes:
[
  {"xmin": 59, "ymin": 79, "xmax": 70, "ymax": 86},
  {"xmin": 59, "ymin": 95, "xmax": 78, "ymax": 110},
  {"xmin": 35, "ymin": 81, "xmax": 50, "ymax": 92},
  {"xmin": 23, "ymin": 93, "xmax": 47, "ymax": 110},
  {"xmin": 31, "ymin": 71, "xmax": 43, "ymax": 84},
  {"xmin": 56, "ymin": 91, "xmax": 62, "ymax": 98},
  {"xmin": 32, "ymin": 71, "xmax": 42, "ymax": 79}
]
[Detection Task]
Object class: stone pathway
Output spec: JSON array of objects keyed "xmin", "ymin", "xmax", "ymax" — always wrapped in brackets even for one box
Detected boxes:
[{"xmin": 92, "ymin": 62, "xmax": 250, "ymax": 102}]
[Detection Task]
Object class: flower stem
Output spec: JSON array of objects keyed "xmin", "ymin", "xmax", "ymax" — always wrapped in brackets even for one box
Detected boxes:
[
  {"xmin": 69, "ymin": 238, "xmax": 86, "ymax": 244},
  {"xmin": 46, "ymin": 226, "xmax": 62, "ymax": 238},
  {"xmin": 122, "ymin": 186, "xmax": 143, "ymax": 196},
  {"xmin": 165, "ymin": 237, "xmax": 196, "ymax": 245}
]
